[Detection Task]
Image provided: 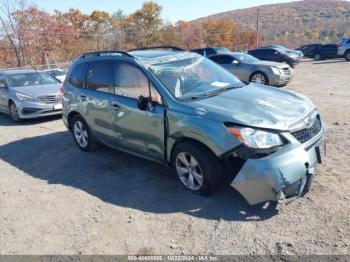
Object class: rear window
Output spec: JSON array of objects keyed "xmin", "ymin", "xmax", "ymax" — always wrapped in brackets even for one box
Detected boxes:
[
  {"xmin": 209, "ymin": 55, "xmax": 233, "ymax": 64},
  {"xmin": 86, "ymin": 60, "xmax": 114, "ymax": 93},
  {"xmin": 68, "ymin": 62, "xmax": 88, "ymax": 88}
]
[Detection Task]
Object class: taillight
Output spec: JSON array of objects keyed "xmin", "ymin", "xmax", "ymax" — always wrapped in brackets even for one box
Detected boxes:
[{"xmin": 59, "ymin": 86, "xmax": 65, "ymax": 96}]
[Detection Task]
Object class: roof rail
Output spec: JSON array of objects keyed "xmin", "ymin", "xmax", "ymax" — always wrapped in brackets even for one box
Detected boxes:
[
  {"xmin": 80, "ymin": 50, "xmax": 133, "ymax": 59},
  {"xmin": 128, "ymin": 46, "xmax": 185, "ymax": 52}
]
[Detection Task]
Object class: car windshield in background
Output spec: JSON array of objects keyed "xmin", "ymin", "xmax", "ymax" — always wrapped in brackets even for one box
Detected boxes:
[
  {"xmin": 49, "ymin": 70, "xmax": 67, "ymax": 76},
  {"xmin": 234, "ymin": 53, "xmax": 259, "ymax": 63},
  {"xmin": 214, "ymin": 47, "xmax": 231, "ymax": 54},
  {"xmin": 7, "ymin": 72, "xmax": 58, "ymax": 87},
  {"xmin": 150, "ymin": 56, "xmax": 243, "ymax": 100}
]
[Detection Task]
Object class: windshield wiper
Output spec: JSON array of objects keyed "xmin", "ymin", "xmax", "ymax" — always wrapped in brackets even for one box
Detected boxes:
[{"xmin": 191, "ymin": 85, "xmax": 241, "ymax": 100}]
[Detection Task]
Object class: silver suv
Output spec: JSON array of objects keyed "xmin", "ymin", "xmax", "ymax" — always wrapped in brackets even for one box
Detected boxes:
[
  {"xmin": 0, "ymin": 69, "xmax": 63, "ymax": 122},
  {"xmin": 338, "ymin": 38, "xmax": 350, "ymax": 61}
]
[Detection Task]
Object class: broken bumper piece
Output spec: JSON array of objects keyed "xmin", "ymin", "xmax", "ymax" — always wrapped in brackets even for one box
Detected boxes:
[{"xmin": 231, "ymin": 131, "xmax": 325, "ymax": 206}]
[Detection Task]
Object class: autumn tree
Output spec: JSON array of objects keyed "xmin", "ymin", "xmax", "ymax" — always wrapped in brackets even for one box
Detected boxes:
[
  {"xmin": 0, "ymin": 0, "xmax": 30, "ymax": 66},
  {"xmin": 126, "ymin": 1, "xmax": 163, "ymax": 48},
  {"xmin": 201, "ymin": 19, "xmax": 238, "ymax": 49}
]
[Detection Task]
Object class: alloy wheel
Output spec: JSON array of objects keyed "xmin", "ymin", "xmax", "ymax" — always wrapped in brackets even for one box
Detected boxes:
[
  {"xmin": 9, "ymin": 103, "xmax": 20, "ymax": 122},
  {"xmin": 251, "ymin": 73, "xmax": 266, "ymax": 85},
  {"xmin": 175, "ymin": 152, "xmax": 203, "ymax": 191},
  {"xmin": 73, "ymin": 120, "xmax": 89, "ymax": 148}
]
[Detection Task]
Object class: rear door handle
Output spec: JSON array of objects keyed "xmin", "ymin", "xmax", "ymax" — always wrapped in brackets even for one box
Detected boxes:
[{"xmin": 80, "ymin": 95, "xmax": 87, "ymax": 101}]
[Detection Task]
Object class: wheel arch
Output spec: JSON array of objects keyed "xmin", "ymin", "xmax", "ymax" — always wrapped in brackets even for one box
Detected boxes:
[
  {"xmin": 168, "ymin": 137, "xmax": 218, "ymax": 166},
  {"xmin": 67, "ymin": 111, "xmax": 83, "ymax": 131}
]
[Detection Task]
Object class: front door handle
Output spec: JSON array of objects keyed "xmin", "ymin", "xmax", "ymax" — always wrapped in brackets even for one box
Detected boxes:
[
  {"xmin": 111, "ymin": 102, "xmax": 121, "ymax": 111},
  {"xmin": 80, "ymin": 95, "xmax": 87, "ymax": 102}
]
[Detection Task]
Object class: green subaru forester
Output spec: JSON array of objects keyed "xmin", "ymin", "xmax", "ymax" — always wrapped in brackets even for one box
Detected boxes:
[{"xmin": 62, "ymin": 47, "xmax": 325, "ymax": 205}]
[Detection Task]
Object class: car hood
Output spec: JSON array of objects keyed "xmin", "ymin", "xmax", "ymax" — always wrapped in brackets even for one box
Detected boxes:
[
  {"xmin": 11, "ymin": 84, "xmax": 61, "ymax": 98},
  {"xmin": 249, "ymin": 60, "xmax": 288, "ymax": 68},
  {"xmin": 190, "ymin": 84, "xmax": 315, "ymax": 131}
]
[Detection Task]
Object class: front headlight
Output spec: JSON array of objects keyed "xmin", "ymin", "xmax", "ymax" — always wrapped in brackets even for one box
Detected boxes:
[
  {"xmin": 271, "ymin": 67, "xmax": 282, "ymax": 74},
  {"xmin": 16, "ymin": 93, "xmax": 35, "ymax": 101},
  {"xmin": 227, "ymin": 126, "xmax": 283, "ymax": 149}
]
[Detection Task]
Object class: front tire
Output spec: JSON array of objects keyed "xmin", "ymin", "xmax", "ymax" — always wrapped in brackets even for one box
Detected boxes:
[
  {"xmin": 249, "ymin": 72, "xmax": 269, "ymax": 85},
  {"xmin": 9, "ymin": 101, "xmax": 21, "ymax": 123},
  {"xmin": 345, "ymin": 51, "xmax": 350, "ymax": 61},
  {"xmin": 171, "ymin": 141, "xmax": 223, "ymax": 196},
  {"xmin": 314, "ymin": 53, "xmax": 321, "ymax": 61},
  {"xmin": 71, "ymin": 115, "xmax": 98, "ymax": 152}
]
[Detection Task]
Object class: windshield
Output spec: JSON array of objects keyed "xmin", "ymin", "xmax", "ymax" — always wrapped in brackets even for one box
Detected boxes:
[
  {"xmin": 234, "ymin": 53, "xmax": 259, "ymax": 63},
  {"xmin": 150, "ymin": 56, "xmax": 243, "ymax": 100},
  {"xmin": 7, "ymin": 72, "xmax": 59, "ymax": 87}
]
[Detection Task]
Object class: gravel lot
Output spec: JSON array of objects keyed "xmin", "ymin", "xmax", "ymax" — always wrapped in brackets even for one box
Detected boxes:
[{"xmin": 0, "ymin": 59, "xmax": 349, "ymax": 255}]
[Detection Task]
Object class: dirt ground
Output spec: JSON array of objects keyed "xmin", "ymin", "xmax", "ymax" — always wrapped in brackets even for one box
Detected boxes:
[{"xmin": 0, "ymin": 59, "xmax": 349, "ymax": 255}]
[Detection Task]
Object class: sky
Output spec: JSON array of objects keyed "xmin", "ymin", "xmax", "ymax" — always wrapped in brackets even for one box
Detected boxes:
[{"xmin": 33, "ymin": 0, "xmax": 300, "ymax": 23}]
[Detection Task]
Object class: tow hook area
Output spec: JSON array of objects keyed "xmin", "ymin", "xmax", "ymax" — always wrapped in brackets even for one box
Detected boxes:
[{"xmin": 278, "ymin": 167, "xmax": 315, "ymax": 204}]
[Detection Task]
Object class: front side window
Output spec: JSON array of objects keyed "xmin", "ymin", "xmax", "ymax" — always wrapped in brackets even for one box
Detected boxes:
[
  {"xmin": 150, "ymin": 55, "xmax": 243, "ymax": 100},
  {"xmin": 86, "ymin": 61, "xmax": 114, "ymax": 93},
  {"xmin": 7, "ymin": 72, "xmax": 58, "ymax": 88},
  {"xmin": 115, "ymin": 63, "xmax": 161, "ymax": 103}
]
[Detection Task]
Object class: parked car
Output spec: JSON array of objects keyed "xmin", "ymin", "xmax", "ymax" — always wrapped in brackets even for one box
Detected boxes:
[
  {"xmin": 296, "ymin": 44, "xmax": 322, "ymax": 58},
  {"xmin": 263, "ymin": 45, "xmax": 303, "ymax": 59},
  {"xmin": 191, "ymin": 47, "xmax": 231, "ymax": 57},
  {"xmin": 208, "ymin": 52, "xmax": 292, "ymax": 86},
  {"xmin": 44, "ymin": 68, "xmax": 67, "ymax": 83},
  {"xmin": 337, "ymin": 37, "xmax": 350, "ymax": 61},
  {"xmin": 313, "ymin": 44, "xmax": 339, "ymax": 61},
  {"xmin": 0, "ymin": 69, "xmax": 63, "ymax": 122},
  {"xmin": 248, "ymin": 47, "xmax": 300, "ymax": 67},
  {"xmin": 62, "ymin": 48, "xmax": 325, "ymax": 206}
]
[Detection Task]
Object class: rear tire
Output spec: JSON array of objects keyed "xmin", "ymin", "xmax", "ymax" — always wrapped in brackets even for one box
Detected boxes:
[
  {"xmin": 71, "ymin": 115, "xmax": 98, "ymax": 152},
  {"xmin": 345, "ymin": 51, "xmax": 350, "ymax": 61},
  {"xmin": 249, "ymin": 72, "xmax": 269, "ymax": 85},
  {"xmin": 171, "ymin": 141, "xmax": 223, "ymax": 196},
  {"xmin": 9, "ymin": 101, "xmax": 21, "ymax": 123}
]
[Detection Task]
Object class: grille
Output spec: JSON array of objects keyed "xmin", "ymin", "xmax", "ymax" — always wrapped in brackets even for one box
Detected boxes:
[
  {"xmin": 292, "ymin": 116, "xmax": 322, "ymax": 143},
  {"xmin": 38, "ymin": 95, "xmax": 61, "ymax": 104},
  {"xmin": 281, "ymin": 67, "xmax": 291, "ymax": 75}
]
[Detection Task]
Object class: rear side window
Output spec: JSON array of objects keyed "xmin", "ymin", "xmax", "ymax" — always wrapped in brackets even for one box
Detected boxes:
[
  {"xmin": 68, "ymin": 62, "xmax": 88, "ymax": 88},
  {"xmin": 249, "ymin": 49, "xmax": 262, "ymax": 56},
  {"xmin": 209, "ymin": 55, "xmax": 234, "ymax": 64},
  {"xmin": 86, "ymin": 60, "xmax": 114, "ymax": 93}
]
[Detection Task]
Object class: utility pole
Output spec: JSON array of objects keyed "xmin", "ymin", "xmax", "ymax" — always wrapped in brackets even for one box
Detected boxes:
[{"xmin": 256, "ymin": 8, "xmax": 260, "ymax": 48}]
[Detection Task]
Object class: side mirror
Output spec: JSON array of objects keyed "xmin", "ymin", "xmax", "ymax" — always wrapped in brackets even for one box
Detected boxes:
[
  {"xmin": 137, "ymin": 95, "xmax": 154, "ymax": 111},
  {"xmin": 232, "ymin": 60, "xmax": 239, "ymax": 65},
  {"xmin": 0, "ymin": 82, "xmax": 6, "ymax": 88},
  {"xmin": 137, "ymin": 96, "xmax": 148, "ymax": 110}
]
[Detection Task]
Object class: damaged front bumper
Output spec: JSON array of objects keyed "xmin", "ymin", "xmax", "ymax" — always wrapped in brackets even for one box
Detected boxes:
[{"xmin": 230, "ymin": 129, "xmax": 325, "ymax": 205}]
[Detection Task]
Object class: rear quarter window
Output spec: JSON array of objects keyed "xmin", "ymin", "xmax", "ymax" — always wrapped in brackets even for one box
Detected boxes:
[{"xmin": 68, "ymin": 62, "xmax": 88, "ymax": 88}]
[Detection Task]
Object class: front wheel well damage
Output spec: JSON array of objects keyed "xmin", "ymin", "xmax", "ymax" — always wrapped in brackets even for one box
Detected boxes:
[
  {"xmin": 169, "ymin": 137, "xmax": 245, "ymax": 183},
  {"xmin": 169, "ymin": 137, "xmax": 217, "ymax": 165}
]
